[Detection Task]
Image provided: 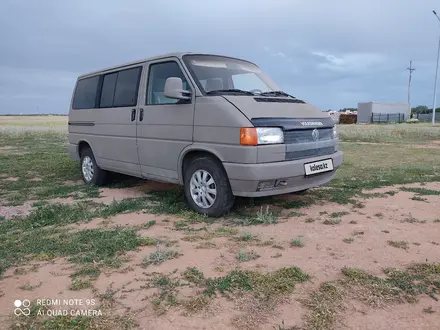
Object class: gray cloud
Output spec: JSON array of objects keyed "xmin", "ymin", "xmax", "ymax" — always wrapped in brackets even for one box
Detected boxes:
[{"xmin": 1, "ymin": 0, "xmax": 439, "ymax": 113}]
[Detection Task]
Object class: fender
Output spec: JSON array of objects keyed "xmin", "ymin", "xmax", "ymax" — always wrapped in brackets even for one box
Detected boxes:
[
  {"xmin": 177, "ymin": 144, "xmax": 225, "ymax": 184},
  {"xmin": 76, "ymin": 139, "xmax": 102, "ymax": 167}
]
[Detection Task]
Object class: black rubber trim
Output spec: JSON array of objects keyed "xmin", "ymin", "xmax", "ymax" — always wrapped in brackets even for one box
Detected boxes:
[
  {"xmin": 254, "ymin": 97, "xmax": 306, "ymax": 104},
  {"xmin": 68, "ymin": 122, "xmax": 95, "ymax": 127}
]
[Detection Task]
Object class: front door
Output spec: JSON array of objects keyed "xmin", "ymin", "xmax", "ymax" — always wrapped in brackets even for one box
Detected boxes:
[{"xmin": 137, "ymin": 59, "xmax": 195, "ymax": 182}]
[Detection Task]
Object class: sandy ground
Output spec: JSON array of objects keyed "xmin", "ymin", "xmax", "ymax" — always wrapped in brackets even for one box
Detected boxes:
[{"xmin": 0, "ymin": 182, "xmax": 439, "ymax": 329}]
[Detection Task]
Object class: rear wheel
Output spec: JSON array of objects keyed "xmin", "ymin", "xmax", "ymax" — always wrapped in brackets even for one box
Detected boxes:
[
  {"xmin": 183, "ymin": 156, "xmax": 234, "ymax": 217},
  {"xmin": 80, "ymin": 148, "xmax": 108, "ymax": 186}
]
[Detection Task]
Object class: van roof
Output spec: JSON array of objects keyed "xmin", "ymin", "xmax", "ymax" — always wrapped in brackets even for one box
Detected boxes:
[{"xmin": 78, "ymin": 52, "xmax": 257, "ymax": 79}]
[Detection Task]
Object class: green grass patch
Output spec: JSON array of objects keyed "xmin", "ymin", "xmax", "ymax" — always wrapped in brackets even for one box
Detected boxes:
[
  {"xmin": 19, "ymin": 282, "xmax": 42, "ymax": 291},
  {"xmin": 330, "ymin": 211, "xmax": 349, "ymax": 218},
  {"xmin": 142, "ymin": 246, "xmax": 179, "ymax": 267},
  {"xmin": 182, "ymin": 267, "xmax": 205, "ymax": 285},
  {"xmin": 0, "ymin": 226, "xmax": 146, "ymax": 275},
  {"xmin": 290, "ymin": 236, "xmax": 305, "ymax": 248},
  {"xmin": 411, "ymin": 196, "xmax": 428, "ymax": 202},
  {"xmin": 71, "ymin": 264, "xmax": 101, "ymax": 279},
  {"xmin": 181, "ymin": 295, "xmax": 212, "ymax": 315},
  {"xmin": 236, "ymin": 250, "xmax": 260, "ymax": 262},
  {"xmin": 279, "ymin": 199, "xmax": 311, "ymax": 209},
  {"xmin": 302, "ymin": 263, "xmax": 440, "ymax": 330},
  {"xmin": 214, "ymin": 226, "xmax": 239, "ymax": 236},
  {"xmin": 148, "ymin": 274, "xmax": 180, "ymax": 314},
  {"xmin": 323, "ymin": 218, "xmax": 341, "ymax": 225},
  {"xmin": 203, "ymin": 267, "xmax": 310, "ymax": 300},
  {"xmin": 400, "ymin": 187, "xmax": 440, "ymax": 195},
  {"xmin": 302, "ymin": 282, "xmax": 343, "ymax": 330},
  {"xmin": 143, "ymin": 220, "xmax": 156, "ymax": 229},
  {"xmin": 286, "ymin": 211, "xmax": 305, "ymax": 217},
  {"xmin": 139, "ymin": 236, "xmax": 157, "ymax": 246},
  {"xmin": 70, "ymin": 278, "xmax": 93, "ymax": 291},
  {"xmin": 235, "ymin": 230, "xmax": 255, "ymax": 241},
  {"xmin": 233, "ymin": 206, "xmax": 279, "ymax": 226}
]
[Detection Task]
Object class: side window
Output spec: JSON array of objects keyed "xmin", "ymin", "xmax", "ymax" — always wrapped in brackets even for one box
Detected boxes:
[
  {"xmin": 72, "ymin": 76, "xmax": 99, "ymax": 109},
  {"xmin": 100, "ymin": 73, "xmax": 117, "ymax": 108},
  {"xmin": 147, "ymin": 61, "xmax": 190, "ymax": 105},
  {"xmin": 114, "ymin": 67, "xmax": 142, "ymax": 107},
  {"xmin": 98, "ymin": 67, "xmax": 141, "ymax": 108}
]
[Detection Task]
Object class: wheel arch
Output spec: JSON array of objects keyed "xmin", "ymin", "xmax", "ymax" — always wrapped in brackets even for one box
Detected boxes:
[
  {"xmin": 178, "ymin": 146, "xmax": 227, "ymax": 184},
  {"xmin": 77, "ymin": 140, "xmax": 101, "ymax": 166}
]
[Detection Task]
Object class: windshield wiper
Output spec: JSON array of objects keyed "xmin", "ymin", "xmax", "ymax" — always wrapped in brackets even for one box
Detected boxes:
[
  {"xmin": 259, "ymin": 90, "xmax": 295, "ymax": 98},
  {"xmin": 205, "ymin": 89, "xmax": 256, "ymax": 96}
]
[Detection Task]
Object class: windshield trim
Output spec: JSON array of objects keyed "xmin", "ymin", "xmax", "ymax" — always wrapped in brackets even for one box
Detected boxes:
[{"xmin": 182, "ymin": 54, "xmax": 278, "ymax": 97}]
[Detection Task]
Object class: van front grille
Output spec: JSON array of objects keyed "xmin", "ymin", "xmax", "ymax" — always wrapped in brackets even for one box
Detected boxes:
[
  {"xmin": 286, "ymin": 147, "xmax": 335, "ymax": 161},
  {"xmin": 283, "ymin": 128, "xmax": 333, "ymax": 144}
]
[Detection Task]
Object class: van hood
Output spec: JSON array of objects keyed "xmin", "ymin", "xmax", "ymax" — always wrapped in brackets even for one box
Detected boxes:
[{"xmin": 222, "ymin": 95, "xmax": 329, "ymax": 120}]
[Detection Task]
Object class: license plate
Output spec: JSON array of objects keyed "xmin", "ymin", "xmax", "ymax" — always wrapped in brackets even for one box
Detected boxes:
[{"xmin": 304, "ymin": 159, "xmax": 334, "ymax": 176}]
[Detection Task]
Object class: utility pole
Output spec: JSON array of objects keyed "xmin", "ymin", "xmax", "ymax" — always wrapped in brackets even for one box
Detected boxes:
[
  {"xmin": 407, "ymin": 60, "xmax": 415, "ymax": 105},
  {"xmin": 407, "ymin": 60, "xmax": 415, "ymax": 119},
  {"xmin": 432, "ymin": 10, "xmax": 440, "ymax": 126}
]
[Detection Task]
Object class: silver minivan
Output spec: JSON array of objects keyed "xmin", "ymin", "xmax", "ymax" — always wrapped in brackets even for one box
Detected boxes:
[{"xmin": 68, "ymin": 52, "xmax": 343, "ymax": 216}]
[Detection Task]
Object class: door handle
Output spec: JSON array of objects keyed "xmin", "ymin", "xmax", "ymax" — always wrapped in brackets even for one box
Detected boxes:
[
  {"xmin": 131, "ymin": 109, "xmax": 136, "ymax": 121},
  {"xmin": 139, "ymin": 108, "xmax": 144, "ymax": 122}
]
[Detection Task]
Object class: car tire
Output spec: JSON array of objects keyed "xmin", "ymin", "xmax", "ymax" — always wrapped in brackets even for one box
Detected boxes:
[
  {"xmin": 183, "ymin": 156, "xmax": 235, "ymax": 217},
  {"xmin": 80, "ymin": 148, "xmax": 108, "ymax": 186}
]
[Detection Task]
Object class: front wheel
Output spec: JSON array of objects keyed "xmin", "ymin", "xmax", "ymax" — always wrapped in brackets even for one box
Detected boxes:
[
  {"xmin": 183, "ymin": 157, "xmax": 234, "ymax": 217},
  {"xmin": 80, "ymin": 148, "xmax": 108, "ymax": 186}
]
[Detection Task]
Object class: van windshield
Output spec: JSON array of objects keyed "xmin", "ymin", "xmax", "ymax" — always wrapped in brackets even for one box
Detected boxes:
[{"xmin": 183, "ymin": 55, "xmax": 280, "ymax": 95}]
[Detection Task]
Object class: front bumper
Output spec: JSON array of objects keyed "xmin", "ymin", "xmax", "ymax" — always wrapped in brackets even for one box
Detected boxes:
[{"xmin": 223, "ymin": 151, "xmax": 343, "ymax": 197}]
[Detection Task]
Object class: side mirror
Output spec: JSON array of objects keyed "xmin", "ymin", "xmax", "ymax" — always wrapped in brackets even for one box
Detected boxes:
[{"xmin": 164, "ymin": 77, "xmax": 191, "ymax": 100}]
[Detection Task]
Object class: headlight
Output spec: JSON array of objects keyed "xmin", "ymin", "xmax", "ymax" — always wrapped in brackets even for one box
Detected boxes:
[
  {"xmin": 240, "ymin": 127, "xmax": 284, "ymax": 145},
  {"xmin": 332, "ymin": 125, "xmax": 338, "ymax": 139},
  {"xmin": 256, "ymin": 127, "xmax": 284, "ymax": 144}
]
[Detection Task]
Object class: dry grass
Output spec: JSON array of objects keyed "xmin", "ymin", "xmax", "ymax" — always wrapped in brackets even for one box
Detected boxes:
[
  {"xmin": 388, "ymin": 240, "xmax": 409, "ymax": 250},
  {"xmin": 339, "ymin": 123, "xmax": 440, "ymax": 143},
  {"xmin": 0, "ymin": 115, "xmax": 67, "ymax": 133}
]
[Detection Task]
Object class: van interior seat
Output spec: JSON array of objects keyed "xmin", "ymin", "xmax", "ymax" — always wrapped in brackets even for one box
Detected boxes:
[{"xmin": 205, "ymin": 78, "xmax": 223, "ymax": 92}]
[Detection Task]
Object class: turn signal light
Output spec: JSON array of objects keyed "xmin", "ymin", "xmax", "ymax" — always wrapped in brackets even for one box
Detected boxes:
[{"xmin": 240, "ymin": 128, "xmax": 258, "ymax": 146}]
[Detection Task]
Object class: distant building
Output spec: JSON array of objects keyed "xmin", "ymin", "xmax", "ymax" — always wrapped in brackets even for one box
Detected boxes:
[{"xmin": 357, "ymin": 102, "xmax": 410, "ymax": 124}]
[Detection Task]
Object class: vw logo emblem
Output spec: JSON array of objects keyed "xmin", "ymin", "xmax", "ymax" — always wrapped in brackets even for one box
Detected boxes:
[{"xmin": 312, "ymin": 129, "xmax": 319, "ymax": 141}]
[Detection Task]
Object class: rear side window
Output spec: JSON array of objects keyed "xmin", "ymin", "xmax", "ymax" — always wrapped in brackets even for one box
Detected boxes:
[
  {"xmin": 98, "ymin": 67, "xmax": 142, "ymax": 108},
  {"xmin": 72, "ymin": 76, "xmax": 99, "ymax": 109},
  {"xmin": 114, "ymin": 68, "xmax": 141, "ymax": 107},
  {"xmin": 100, "ymin": 73, "xmax": 117, "ymax": 108}
]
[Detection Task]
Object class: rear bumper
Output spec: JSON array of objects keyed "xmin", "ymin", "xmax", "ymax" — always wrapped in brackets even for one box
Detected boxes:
[
  {"xmin": 223, "ymin": 151, "xmax": 343, "ymax": 197},
  {"xmin": 68, "ymin": 143, "xmax": 79, "ymax": 161}
]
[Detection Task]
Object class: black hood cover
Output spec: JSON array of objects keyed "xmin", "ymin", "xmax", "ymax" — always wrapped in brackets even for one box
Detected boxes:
[{"xmin": 251, "ymin": 117, "xmax": 334, "ymax": 130}]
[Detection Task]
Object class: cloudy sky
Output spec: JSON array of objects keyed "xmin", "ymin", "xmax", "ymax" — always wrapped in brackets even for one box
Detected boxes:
[{"xmin": 1, "ymin": 0, "xmax": 439, "ymax": 114}]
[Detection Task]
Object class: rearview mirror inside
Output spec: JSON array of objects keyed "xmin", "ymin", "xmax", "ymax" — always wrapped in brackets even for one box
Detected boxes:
[{"xmin": 164, "ymin": 77, "xmax": 191, "ymax": 100}]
